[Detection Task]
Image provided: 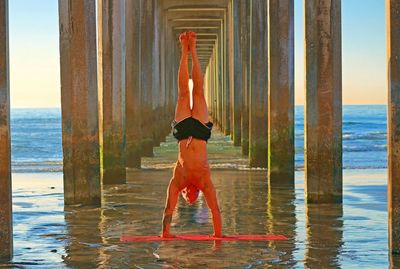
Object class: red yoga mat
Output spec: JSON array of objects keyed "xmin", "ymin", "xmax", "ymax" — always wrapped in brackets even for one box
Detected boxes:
[{"xmin": 120, "ymin": 234, "xmax": 287, "ymax": 242}]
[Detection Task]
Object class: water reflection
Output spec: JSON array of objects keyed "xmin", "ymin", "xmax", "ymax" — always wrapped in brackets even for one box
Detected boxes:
[
  {"xmin": 304, "ymin": 202, "xmax": 343, "ymax": 268},
  {"xmin": 266, "ymin": 185, "xmax": 297, "ymax": 268},
  {"xmin": 63, "ymin": 205, "xmax": 103, "ymax": 268}
]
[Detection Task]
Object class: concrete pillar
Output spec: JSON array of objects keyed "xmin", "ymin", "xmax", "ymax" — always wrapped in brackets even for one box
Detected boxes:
[
  {"xmin": 216, "ymin": 43, "xmax": 222, "ymax": 129},
  {"xmin": 268, "ymin": 0, "xmax": 295, "ymax": 184},
  {"xmin": 140, "ymin": 0, "xmax": 154, "ymax": 157},
  {"xmin": 304, "ymin": 0, "xmax": 342, "ymax": 203},
  {"xmin": 387, "ymin": 0, "xmax": 400, "ymax": 255},
  {"xmin": 100, "ymin": 0, "xmax": 126, "ymax": 184},
  {"xmin": 59, "ymin": 0, "xmax": 101, "ymax": 205},
  {"xmin": 0, "ymin": 0, "xmax": 12, "ymax": 260},
  {"xmin": 241, "ymin": 0, "xmax": 250, "ymax": 156},
  {"xmin": 152, "ymin": 0, "xmax": 161, "ymax": 147},
  {"xmin": 160, "ymin": 11, "xmax": 169, "ymax": 141},
  {"xmin": 249, "ymin": 0, "xmax": 268, "ymax": 168},
  {"xmin": 125, "ymin": 0, "xmax": 142, "ymax": 168},
  {"xmin": 230, "ymin": 0, "xmax": 243, "ymax": 146},
  {"xmin": 223, "ymin": 10, "xmax": 231, "ymax": 135}
]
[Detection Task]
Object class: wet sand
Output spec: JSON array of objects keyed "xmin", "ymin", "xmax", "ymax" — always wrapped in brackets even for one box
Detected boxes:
[{"xmin": 1, "ymin": 131, "xmax": 397, "ymax": 268}]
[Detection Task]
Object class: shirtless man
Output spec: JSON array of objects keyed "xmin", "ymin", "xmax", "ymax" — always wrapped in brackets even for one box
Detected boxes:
[{"xmin": 161, "ymin": 31, "xmax": 222, "ymax": 238}]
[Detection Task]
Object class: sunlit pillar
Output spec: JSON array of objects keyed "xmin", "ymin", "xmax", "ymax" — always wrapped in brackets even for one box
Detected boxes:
[
  {"xmin": 387, "ymin": 0, "xmax": 400, "ymax": 255},
  {"xmin": 160, "ymin": 11, "xmax": 169, "ymax": 141},
  {"xmin": 125, "ymin": 0, "xmax": 142, "ymax": 168},
  {"xmin": 223, "ymin": 10, "xmax": 230, "ymax": 135},
  {"xmin": 231, "ymin": 0, "xmax": 242, "ymax": 146},
  {"xmin": 152, "ymin": 0, "xmax": 161, "ymax": 147},
  {"xmin": 140, "ymin": 0, "xmax": 154, "ymax": 157},
  {"xmin": 304, "ymin": 0, "xmax": 342, "ymax": 203},
  {"xmin": 268, "ymin": 0, "xmax": 295, "ymax": 185},
  {"xmin": 241, "ymin": 0, "xmax": 250, "ymax": 156},
  {"xmin": 0, "ymin": 0, "xmax": 12, "ymax": 261},
  {"xmin": 216, "ymin": 43, "xmax": 222, "ymax": 129},
  {"xmin": 59, "ymin": 0, "xmax": 101, "ymax": 205},
  {"xmin": 100, "ymin": 0, "xmax": 126, "ymax": 184},
  {"xmin": 249, "ymin": 0, "xmax": 268, "ymax": 168}
]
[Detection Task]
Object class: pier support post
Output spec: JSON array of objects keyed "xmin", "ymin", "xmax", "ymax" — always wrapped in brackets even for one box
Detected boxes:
[
  {"xmin": 249, "ymin": 0, "xmax": 268, "ymax": 168},
  {"xmin": 304, "ymin": 0, "xmax": 342, "ymax": 203},
  {"xmin": 59, "ymin": 0, "xmax": 101, "ymax": 205},
  {"xmin": 241, "ymin": 0, "xmax": 250, "ymax": 156},
  {"xmin": 140, "ymin": 0, "xmax": 154, "ymax": 157},
  {"xmin": 268, "ymin": 0, "xmax": 295, "ymax": 185},
  {"xmin": 100, "ymin": 0, "xmax": 126, "ymax": 184},
  {"xmin": 0, "ymin": 0, "xmax": 12, "ymax": 260},
  {"xmin": 231, "ymin": 0, "xmax": 242, "ymax": 146},
  {"xmin": 387, "ymin": 0, "xmax": 400, "ymax": 255},
  {"xmin": 223, "ymin": 9, "xmax": 231, "ymax": 135},
  {"xmin": 125, "ymin": 0, "xmax": 142, "ymax": 168}
]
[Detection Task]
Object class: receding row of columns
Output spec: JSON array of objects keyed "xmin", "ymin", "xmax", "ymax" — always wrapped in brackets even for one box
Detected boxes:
[{"xmin": 58, "ymin": 0, "xmax": 174, "ymax": 203}]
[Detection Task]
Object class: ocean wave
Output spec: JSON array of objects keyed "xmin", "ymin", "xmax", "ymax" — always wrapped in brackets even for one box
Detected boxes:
[
  {"xmin": 343, "ymin": 132, "xmax": 386, "ymax": 141},
  {"xmin": 343, "ymin": 145, "xmax": 387, "ymax": 152}
]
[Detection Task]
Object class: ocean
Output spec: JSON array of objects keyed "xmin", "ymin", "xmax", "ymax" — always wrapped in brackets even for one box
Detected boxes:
[{"xmin": 10, "ymin": 105, "xmax": 387, "ymax": 172}]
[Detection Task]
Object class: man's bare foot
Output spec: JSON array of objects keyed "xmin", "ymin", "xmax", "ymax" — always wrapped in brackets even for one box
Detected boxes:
[
  {"xmin": 187, "ymin": 31, "xmax": 197, "ymax": 52},
  {"xmin": 179, "ymin": 32, "xmax": 189, "ymax": 52}
]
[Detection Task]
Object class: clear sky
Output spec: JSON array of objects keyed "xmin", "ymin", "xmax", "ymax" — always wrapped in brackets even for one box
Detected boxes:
[{"xmin": 8, "ymin": 0, "xmax": 386, "ymax": 108}]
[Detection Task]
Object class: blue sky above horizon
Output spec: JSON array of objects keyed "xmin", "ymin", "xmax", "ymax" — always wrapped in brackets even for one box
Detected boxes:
[{"xmin": 8, "ymin": 0, "xmax": 386, "ymax": 108}]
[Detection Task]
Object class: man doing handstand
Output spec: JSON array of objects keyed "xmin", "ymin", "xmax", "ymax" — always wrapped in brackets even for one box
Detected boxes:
[{"xmin": 161, "ymin": 31, "xmax": 222, "ymax": 238}]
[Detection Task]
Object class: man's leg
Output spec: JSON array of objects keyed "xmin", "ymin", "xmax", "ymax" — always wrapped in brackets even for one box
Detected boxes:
[
  {"xmin": 189, "ymin": 32, "xmax": 209, "ymax": 123},
  {"xmin": 175, "ymin": 32, "xmax": 191, "ymax": 122}
]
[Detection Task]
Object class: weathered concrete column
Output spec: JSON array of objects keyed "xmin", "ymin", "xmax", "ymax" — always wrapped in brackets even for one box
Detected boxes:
[
  {"xmin": 216, "ymin": 44, "xmax": 222, "ymax": 129},
  {"xmin": 387, "ymin": 0, "xmax": 400, "ymax": 255},
  {"xmin": 304, "ymin": 0, "xmax": 342, "ymax": 203},
  {"xmin": 241, "ymin": 0, "xmax": 250, "ymax": 156},
  {"xmin": 59, "ymin": 0, "xmax": 101, "ymax": 205},
  {"xmin": 268, "ymin": 0, "xmax": 295, "ymax": 184},
  {"xmin": 212, "ymin": 48, "xmax": 219, "ymax": 126},
  {"xmin": 125, "ymin": 0, "xmax": 142, "ymax": 168},
  {"xmin": 140, "ymin": 0, "xmax": 154, "ymax": 157},
  {"xmin": 152, "ymin": 0, "xmax": 162, "ymax": 147},
  {"xmin": 223, "ymin": 11, "xmax": 231, "ymax": 135},
  {"xmin": 249, "ymin": 0, "xmax": 268, "ymax": 168},
  {"xmin": 160, "ymin": 12, "xmax": 169, "ymax": 141},
  {"xmin": 0, "ymin": 0, "xmax": 12, "ymax": 260},
  {"xmin": 100, "ymin": 0, "xmax": 126, "ymax": 184},
  {"xmin": 231, "ymin": 0, "xmax": 242, "ymax": 146}
]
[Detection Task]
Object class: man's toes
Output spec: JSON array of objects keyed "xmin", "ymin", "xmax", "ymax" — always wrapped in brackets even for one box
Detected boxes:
[
  {"xmin": 179, "ymin": 32, "xmax": 188, "ymax": 42},
  {"xmin": 188, "ymin": 31, "xmax": 197, "ymax": 40}
]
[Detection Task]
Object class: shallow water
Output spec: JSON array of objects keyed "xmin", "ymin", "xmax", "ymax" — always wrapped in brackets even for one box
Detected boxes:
[
  {"xmin": 2, "ymin": 168, "xmax": 397, "ymax": 268},
  {"xmin": 2, "ymin": 123, "xmax": 397, "ymax": 268}
]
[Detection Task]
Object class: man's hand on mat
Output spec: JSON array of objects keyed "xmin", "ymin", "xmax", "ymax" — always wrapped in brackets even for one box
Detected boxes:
[
  {"xmin": 212, "ymin": 233, "xmax": 223, "ymax": 238},
  {"xmin": 161, "ymin": 233, "xmax": 176, "ymax": 238}
]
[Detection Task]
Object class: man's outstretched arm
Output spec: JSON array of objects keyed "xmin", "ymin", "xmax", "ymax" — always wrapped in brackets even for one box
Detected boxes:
[
  {"xmin": 202, "ymin": 182, "xmax": 222, "ymax": 237},
  {"xmin": 162, "ymin": 182, "xmax": 180, "ymax": 237}
]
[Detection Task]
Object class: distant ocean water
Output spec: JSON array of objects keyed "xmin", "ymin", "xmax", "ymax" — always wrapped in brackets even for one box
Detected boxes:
[{"xmin": 10, "ymin": 105, "xmax": 387, "ymax": 172}]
